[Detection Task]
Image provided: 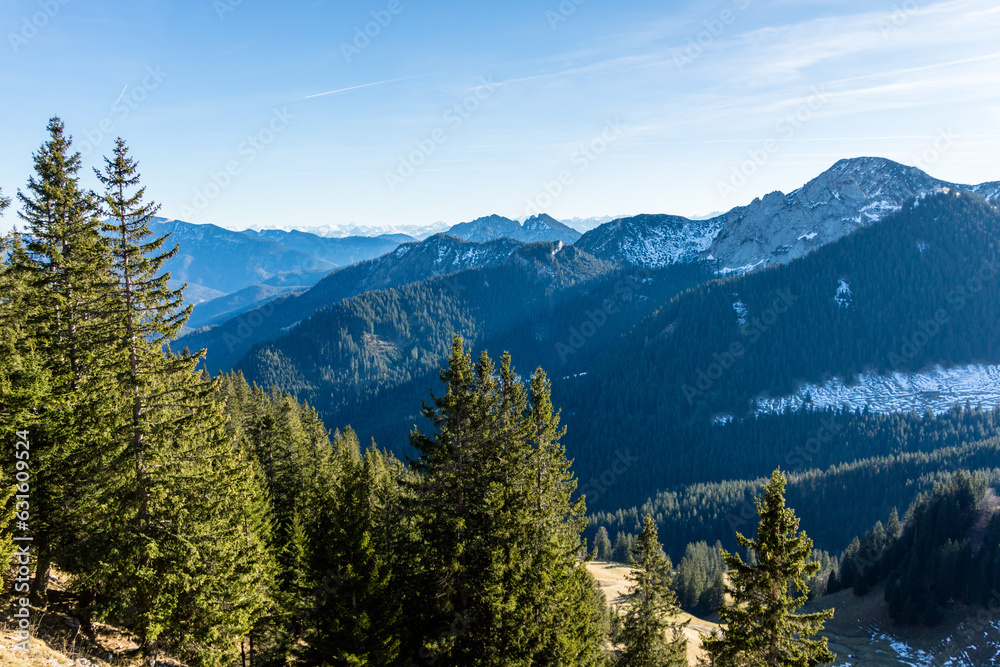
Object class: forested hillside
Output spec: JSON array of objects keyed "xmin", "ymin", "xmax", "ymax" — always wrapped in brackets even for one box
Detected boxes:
[
  {"xmin": 554, "ymin": 191, "xmax": 1000, "ymax": 508},
  {"xmin": 0, "ymin": 120, "xmax": 621, "ymax": 666}
]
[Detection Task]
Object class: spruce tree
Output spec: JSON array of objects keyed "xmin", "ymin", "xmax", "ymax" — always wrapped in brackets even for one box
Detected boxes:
[
  {"xmin": 10, "ymin": 118, "xmax": 118, "ymax": 605},
  {"xmin": 703, "ymin": 470, "xmax": 835, "ymax": 667},
  {"xmin": 65, "ymin": 138, "xmax": 276, "ymax": 666},
  {"xmin": 299, "ymin": 429, "xmax": 403, "ymax": 666},
  {"xmin": 595, "ymin": 527, "xmax": 613, "ymax": 561},
  {"xmin": 523, "ymin": 366, "xmax": 608, "ymax": 666},
  {"xmin": 619, "ymin": 514, "xmax": 688, "ymax": 667},
  {"xmin": 409, "ymin": 338, "xmax": 609, "ymax": 666}
]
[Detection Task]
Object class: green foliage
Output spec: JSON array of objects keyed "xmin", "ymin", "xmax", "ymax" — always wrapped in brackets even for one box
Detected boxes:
[
  {"xmin": 594, "ymin": 526, "xmax": 613, "ymax": 561},
  {"xmin": 590, "ymin": 405, "xmax": 1000, "ymax": 559},
  {"xmin": 703, "ymin": 470, "xmax": 835, "ymax": 667},
  {"xmin": 408, "ymin": 337, "xmax": 608, "ymax": 665},
  {"xmin": 619, "ymin": 514, "xmax": 688, "ymax": 667},
  {"xmin": 883, "ymin": 471, "xmax": 988, "ymax": 624},
  {"xmin": 6, "ymin": 117, "xmax": 119, "ymax": 605},
  {"xmin": 674, "ymin": 541, "xmax": 726, "ymax": 616}
]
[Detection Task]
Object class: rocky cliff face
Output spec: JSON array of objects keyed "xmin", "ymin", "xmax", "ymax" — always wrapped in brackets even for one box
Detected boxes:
[{"xmin": 574, "ymin": 157, "xmax": 994, "ymax": 273}]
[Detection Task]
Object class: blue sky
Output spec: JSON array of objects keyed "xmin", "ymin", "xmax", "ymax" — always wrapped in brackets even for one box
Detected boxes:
[{"xmin": 1, "ymin": 0, "xmax": 998, "ymax": 233}]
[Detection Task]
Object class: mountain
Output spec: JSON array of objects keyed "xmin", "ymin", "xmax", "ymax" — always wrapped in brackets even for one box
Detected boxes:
[
  {"xmin": 445, "ymin": 214, "xmax": 520, "ymax": 242},
  {"xmin": 177, "ymin": 234, "xmax": 530, "ymax": 373},
  {"xmin": 555, "ymin": 190, "xmax": 1000, "ymax": 511},
  {"xmin": 518, "ymin": 213, "xmax": 582, "ymax": 243},
  {"xmin": 557, "ymin": 215, "xmax": 623, "ymax": 232},
  {"xmin": 574, "ymin": 214, "xmax": 723, "ymax": 267},
  {"xmin": 445, "ymin": 214, "xmax": 581, "ymax": 244},
  {"xmin": 236, "ymin": 242, "xmax": 616, "ymax": 417},
  {"xmin": 152, "ymin": 218, "xmax": 336, "ymax": 299},
  {"xmin": 242, "ymin": 221, "xmax": 450, "ymax": 239},
  {"xmin": 186, "ymin": 284, "xmax": 305, "ymax": 330},
  {"xmin": 241, "ymin": 229, "xmax": 404, "ymax": 266},
  {"xmin": 574, "ymin": 157, "xmax": 994, "ymax": 272}
]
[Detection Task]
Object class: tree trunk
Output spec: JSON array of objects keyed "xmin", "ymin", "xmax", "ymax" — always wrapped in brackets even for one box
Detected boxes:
[{"xmin": 31, "ymin": 553, "xmax": 50, "ymax": 607}]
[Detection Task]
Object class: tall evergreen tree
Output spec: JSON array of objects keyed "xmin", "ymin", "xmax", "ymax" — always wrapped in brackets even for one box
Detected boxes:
[
  {"xmin": 619, "ymin": 514, "xmax": 688, "ymax": 667},
  {"xmin": 63, "ymin": 138, "xmax": 276, "ymax": 666},
  {"xmin": 703, "ymin": 470, "xmax": 835, "ymax": 667},
  {"xmin": 10, "ymin": 118, "xmax": 118, "ymax": 604},
  {"xmin": 595, "ymin": 527, "xmax": 613, "ymax": 561},
  {"xmin": 523, "ymin": 366, "xmax": 608, "ymax": 666},
  {"xmin": 409, "ymin": 337, "xmax": 608, "ymax": 666},
  {"xmin": 299, "ymin": 429, "xmax": 404, "ymax": 666}
]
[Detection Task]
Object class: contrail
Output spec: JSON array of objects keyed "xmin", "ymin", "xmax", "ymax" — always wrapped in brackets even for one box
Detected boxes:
[
  {"xmin": 111, "ymin": 85, "xmax": 128, "ymax": 112},
  {"xmin": 305, "ymin": 75, "xmax": 422, "ymax": 99}
]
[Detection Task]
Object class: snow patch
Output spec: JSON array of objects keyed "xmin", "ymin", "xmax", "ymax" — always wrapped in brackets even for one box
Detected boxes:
[
  {"xmin": 835, "ymin": 279, "xmax": 852, "ymax": 308},
  {"xmin": 718, "ymin": 258, "xmax": 767, "ymax": 276},
  {"xmin": 732, "ymin": 296, "xmax": 748, "ymax": 327},
  {"xmin": 755, "ymin": 364, "xmax": 1000, "ymax": 416}
]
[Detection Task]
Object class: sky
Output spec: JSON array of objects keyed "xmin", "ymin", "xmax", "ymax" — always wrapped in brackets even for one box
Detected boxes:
[{"xmin": 1, "ymin": 0, "xmax": 998, "ymax": 234}]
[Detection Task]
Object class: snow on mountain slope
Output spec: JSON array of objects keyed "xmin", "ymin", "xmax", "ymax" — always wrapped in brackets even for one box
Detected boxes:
[
  {"xmin": 574, "ymin": 214, "xmax": 723, "ymax": 267},
  {"xmin": 445, "ymin": 214, "xmax": 581, "ymax": 244},
  {"xmin": 754, "ymin": 364, "xmax": 1000, "ymax": 416},
  {"xmin": 575, "ymin": 157, "xmax": 997, "ymax": 273},
  {"xmin": 242, "ymin": 221, "xmax": 451, "ymax": 239}
]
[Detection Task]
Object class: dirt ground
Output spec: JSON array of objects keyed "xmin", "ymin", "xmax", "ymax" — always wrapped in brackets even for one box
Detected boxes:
[{"xmin": 586, "ymin": 559, "xmax": 720, "ymax": 665}]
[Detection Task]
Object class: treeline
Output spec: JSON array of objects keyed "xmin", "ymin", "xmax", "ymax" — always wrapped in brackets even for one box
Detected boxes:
[
  {"xmin": 590, "ymin": 414, "xmax": 1000, "ymax": 559},
  {"xmin": 0, "ymin": 119, "xmax": 614, "ymax": 666},
  {"xmin": 831, "ymin": 471, "xmax": 1000, "ymax": 626},
  {"xmin": 553, "ymin": 190, "xmax": 1000, "ymax": 509},
  {"xmin": 234, "ymin": 257, "xmax": 711, "ymax": 454}
]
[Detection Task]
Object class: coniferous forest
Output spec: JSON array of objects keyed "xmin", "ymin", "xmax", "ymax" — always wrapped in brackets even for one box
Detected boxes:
[{"xmin": 4, "ymin": 118, "xmax": 1000, "ymax": 666}]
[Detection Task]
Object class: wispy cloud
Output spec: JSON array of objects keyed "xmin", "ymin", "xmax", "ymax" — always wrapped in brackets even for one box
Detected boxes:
[{"xmin": 305, "ymin": 75, "xmax": 426, "ymax": 99}]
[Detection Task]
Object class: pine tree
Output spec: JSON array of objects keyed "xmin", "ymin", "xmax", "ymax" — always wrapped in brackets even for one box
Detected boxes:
[
  {"xmin": 409, "ymin": 338, "xmax": 609, "ymax": 666},
  {"xmin": 59, "ymin": 138, "xmax": 276, "ymax": 666},
  {"xmin": 10, "ymin": 118, "xmax": 118, "ymax": 605},
  {"xmin": 703, "ymin": 470, "xmax": 835, "ymax": 667},
  {"xmin": 299, "ymin": 429, "xmax": 403, "ymax": 666},
  {"xmin": 619, "ymin": 514, "xmax": 688, "ymax": 667},
  {"xmin": 522, "ymin": 366, "xmax": 608, "ymax": 666},
  {"xmin": 595, "ymin": 527, "xmax": 613, "ymax": 561},
  {"xmin": 886, "ymin": 507, "xmax": 900, "ymax": 541}
]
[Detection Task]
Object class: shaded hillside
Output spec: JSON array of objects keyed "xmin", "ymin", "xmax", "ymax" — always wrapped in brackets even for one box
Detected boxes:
[
  {"xmin": 242, "ymin": 228, "xmax": 402, "ymax": 266},
  {"xmin": 555, "ymin": 192, "xmax": 1000, "ymax": 512},
  {"xmin": 237, "ymin": 243, "xmax": 614, "ymax": 414},
  {"xmin": 178, "ymin": 234, "xmax": 526, "ymax": 372},
  {"xmin": 152, "ymin": 218, "xmax": 336, "ymax": 296}
]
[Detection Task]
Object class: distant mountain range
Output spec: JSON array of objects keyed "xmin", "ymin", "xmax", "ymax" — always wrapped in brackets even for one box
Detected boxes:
[
  {"xmin": 241, "ymin": 220, "xmax": 452, "ymax": 240},
  {"xmin": 445, "ymin": 213, "xmax": 581, "ymax": 244},
  {"xmin": 167, "ymin": 156, "xmax": 1000, "ymax": 541},
  {"xmin": 574, "ymin": 157, "xmax": 1000, "ymax": 271}
]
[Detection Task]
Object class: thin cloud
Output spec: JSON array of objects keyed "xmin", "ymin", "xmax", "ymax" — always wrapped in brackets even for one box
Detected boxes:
[{"xmin": 305, "ymin": 75, "xmax": 425, "ymax": 99}]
